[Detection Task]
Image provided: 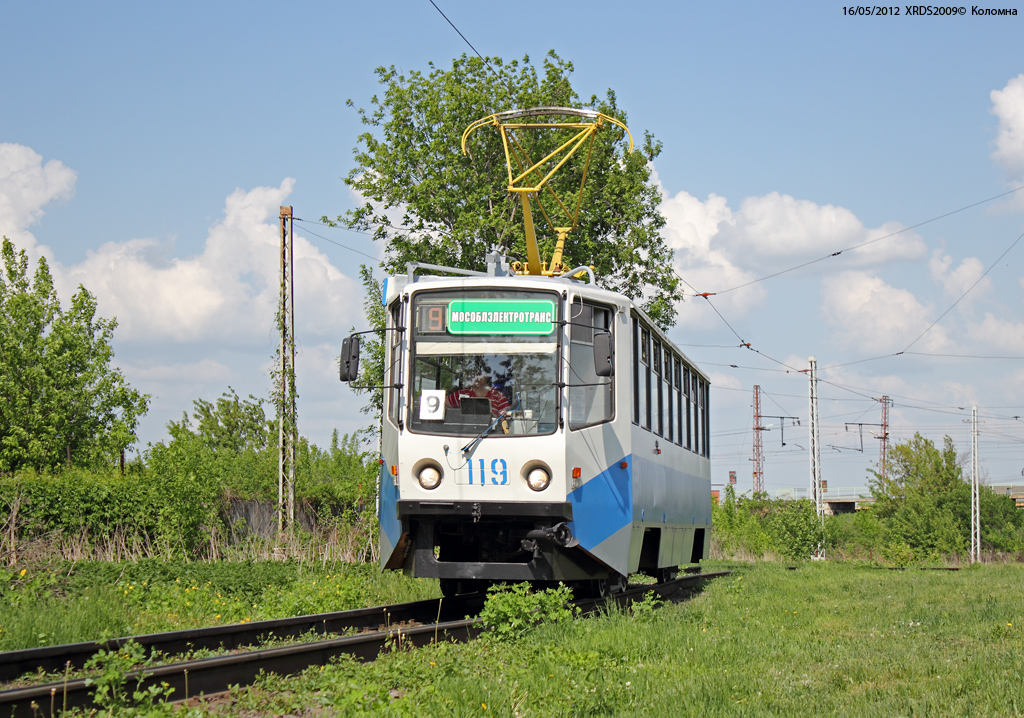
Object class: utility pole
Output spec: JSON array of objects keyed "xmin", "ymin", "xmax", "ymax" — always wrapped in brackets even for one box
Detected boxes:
[
  {"xmin": 808, "ymin": 357, "xmax": 822, "ymax": 518},
  {"xmin": 879, "ymin": 396, "xmax": 891, "ymax": 481},
  {"xmin": 752, "ymin": 385, "xmax": 764, "ymax": 494},
  {"xmin": 278, "ymin": 206, "xmax": 297, "ymax": 534},
  {"xmin": 972, "ymin": 405, "xmax": 980, "ymax": 563}
]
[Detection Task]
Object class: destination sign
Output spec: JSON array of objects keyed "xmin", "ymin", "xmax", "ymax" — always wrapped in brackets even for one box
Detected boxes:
[{"xmin": 447, "ymin": 298, "xmax": 556, "ymax": 335}]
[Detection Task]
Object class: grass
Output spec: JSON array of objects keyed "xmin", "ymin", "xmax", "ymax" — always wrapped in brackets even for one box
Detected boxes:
[
  {"xmin": 6, "ymin": 560, "xmax": 1024, "ymax": 715},
  {"xmin": 0, "ymin": 559, "xmax": 439, "ymax": 654},
  {"xmin": 212, "ymin": 561, "xmax": 1024, "ymax": 717}
]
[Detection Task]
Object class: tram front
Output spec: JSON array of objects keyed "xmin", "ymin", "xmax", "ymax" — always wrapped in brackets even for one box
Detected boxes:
[{"xmin": 368, "ymin": 281, "xmax": 608, "ymax": 594}]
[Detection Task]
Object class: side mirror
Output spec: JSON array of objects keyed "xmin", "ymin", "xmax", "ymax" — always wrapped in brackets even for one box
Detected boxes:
[
  {"xmin": 593, "ymin": 331, "xmax": 613, "ymax": 377},
  {"xmin": 339, "ymin": 335, "xmax": 360, "ymax": 382}
]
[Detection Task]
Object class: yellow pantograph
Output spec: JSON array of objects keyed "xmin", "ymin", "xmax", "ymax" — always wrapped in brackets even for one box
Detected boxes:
[{"xmin": 462, "ymin": 107, "xmax": 633, "ymax": 277}]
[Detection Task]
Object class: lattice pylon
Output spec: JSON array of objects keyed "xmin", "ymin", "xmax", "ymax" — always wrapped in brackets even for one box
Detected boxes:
[{"xmin": 753, "ymin": 385, "xmax": 764, "ymax": 494}]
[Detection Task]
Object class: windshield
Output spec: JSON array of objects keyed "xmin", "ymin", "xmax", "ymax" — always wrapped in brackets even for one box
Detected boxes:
[{"xmin": 408, "ymin": 289, "xmax": 560, "ymax": 436}]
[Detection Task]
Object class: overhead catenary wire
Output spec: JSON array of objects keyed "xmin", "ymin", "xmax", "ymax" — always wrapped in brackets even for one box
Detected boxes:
[
  {"xmin": 426, "ymin": 0, "xmax": 517, "ymax": 104},
  {"xmin": 292, "ymin": 218, "xmax": 380, "ymax": 262},
  {"xmin": 439, "ymin": 13, "xmax": 1024, "ymax": 438},
  {"xmin": 901, "ymin": 227, "xmax": 1024, "ymax": 353},
  {"xmin": 697, "ymin": 184, "xmax": 1024, "ymax": 297}
]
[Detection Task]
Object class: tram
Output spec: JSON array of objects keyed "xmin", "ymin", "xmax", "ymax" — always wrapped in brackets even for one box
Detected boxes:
[{"xmin": 339, "ymin": 108, "xmax": 712, "ymax": 595}]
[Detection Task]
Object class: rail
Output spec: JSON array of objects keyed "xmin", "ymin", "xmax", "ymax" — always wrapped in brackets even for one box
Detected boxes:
[{"xmin": 0, "ymin": 571, "xmax": 727, "ymax": 718}]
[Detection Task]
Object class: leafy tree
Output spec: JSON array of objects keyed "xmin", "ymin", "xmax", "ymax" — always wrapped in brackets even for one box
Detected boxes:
[
  {"xmin": 765, "ymin": 499, "xmax": 825, "ymax": 560},
  {"xmin": 0, "ymin": 237, "xmax": 148, "ymax": 473},
  {"xmin": 870, "ymin": 434, "xmax": 969, "ymax": 558},
  {"xmin": 333, "ymin": 51, "xmax": 683, "ymax": 328},
  {"xmin": 177, "ymin": 387, "xmax": 272, "ymax": 454},
  {"xmin": 151, "ymin": 388, "xmax": 375, "ymax": 512},
  {"xmin": 870, "ymin": 433, "xmax": 1024, "ymax": 559}
]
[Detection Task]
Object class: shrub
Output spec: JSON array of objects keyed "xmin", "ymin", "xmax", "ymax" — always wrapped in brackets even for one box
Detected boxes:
[{"xmin": 479, "ymin": 583, "xmax": 575, "ymax": 641}]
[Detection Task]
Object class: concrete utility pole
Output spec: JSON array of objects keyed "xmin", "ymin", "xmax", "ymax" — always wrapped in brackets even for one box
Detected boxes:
[
  {"xmin": 278, "ymin": 206, "xmax": 297, "ymax": 533},
  {"xmin": 972, "ymin": 405, "xmax": 980, "ymax": 563},
  {"xmin": 752, "ymin": 385, "xmax": 764, "ymax": 494},
  {"xmin": 878, "ymin": 396, "xmax": 891, "ymax": 481},
  {"xmin": 808, "ymin": 357, "xmax": 822, "ymax": 518}
]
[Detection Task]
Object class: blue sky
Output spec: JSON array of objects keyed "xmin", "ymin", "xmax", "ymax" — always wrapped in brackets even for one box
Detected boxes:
[{"xmin": 2, "ymin": 1, "xmax": 1023, "ymax": 492}]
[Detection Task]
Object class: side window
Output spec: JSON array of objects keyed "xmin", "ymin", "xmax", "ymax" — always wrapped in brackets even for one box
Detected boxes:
[
  {"xmin": 640, "ymin": 325, "xmax": 651, "ymax": 431},
  {"xmin": 387, "ymin": 301, "xmax": 405, "ymax": 426},
  {"xmin": 691, "ymin": 372, "xmax": 700, "ymax": 455},
  {"xmin": 652, "ymin": 340, "xmax": 663, "ymax": 437},
  {"xmin": 568, "ymin": 301, "xmax": 613, "ymax": 429},
  {"xmin": 683, "ymin": 366, "xmax": 691, "ymax": 450},
  {"xmin": 701, "ymin": 379, "xmax": 710, "ymax": 457},
  {"xmin": 632, "ymin": 316, "xmax": 639, "ymax": 425},
  {"xmin": 666, "ymin": 354, "xmax": 674, "ymax": 443},
  {"xmin": 674, "ymin": 358, "xmax": 683, "ymax": 446},
  {"xmin": 662, "ymin": 349, "xmax": 672, "ymax": 441}
]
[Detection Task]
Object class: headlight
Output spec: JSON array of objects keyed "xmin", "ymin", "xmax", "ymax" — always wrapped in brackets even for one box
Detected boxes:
[
  {"xmin": 418, "ymin": 465, "xmax": 442, "ymax": 490},
  {"xmin": 526, "ymin": 467, "xmax": 550, "ymax": 492}
]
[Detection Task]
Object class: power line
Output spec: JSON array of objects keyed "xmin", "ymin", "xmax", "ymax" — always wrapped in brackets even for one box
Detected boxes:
[
  {"xmin": 903, "ymin": 227, "xmax": 1024, "ymax": 353},
  {"xmin": 292, "ymin": 218, "xmax": 380, "ymax": 262},
  {"xmin": 426, "ymin": 0, "xmax": 516, "ymax": 103},
  {"xmin": 704, "ymin": 184, "xmax": 1024, "ymax": 296}
]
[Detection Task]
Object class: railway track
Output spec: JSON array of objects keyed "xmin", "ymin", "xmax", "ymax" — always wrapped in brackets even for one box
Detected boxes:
[{"xmin": 0, "ymin": 570, "xmax": 727, "ymax": 718}]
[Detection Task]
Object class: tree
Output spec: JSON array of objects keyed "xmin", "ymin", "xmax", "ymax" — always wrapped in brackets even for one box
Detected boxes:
[
  {"xmin": 0, "ymin": 237, "xmax": 149, "ymax": 473},
  {"xmin": 333, "ymin": 51, "xmax": 683, "ymax": 328},
  {"xmin": 175, "ymin": 387, "xmax": 272, "ymax": 454},
  {"xmin": 870, "ymin": 433, "xmax": 1024, "ymax": 558}
]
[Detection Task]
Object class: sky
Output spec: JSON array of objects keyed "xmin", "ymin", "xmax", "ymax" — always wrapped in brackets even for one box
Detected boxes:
[{"xmin": 2, "ymin": 1, "xmax": 1023, "ymax": 493}]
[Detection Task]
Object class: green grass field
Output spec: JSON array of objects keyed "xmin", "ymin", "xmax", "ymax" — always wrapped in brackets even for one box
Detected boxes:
[
  {"xmin": 0, "ymin": 559, "xmax": 439, "ymax": 653},
  {"xmin": 225, "ymin": 561, "xmax": 1024, "ymax": 718},
  {"xmin": 5, "ymin": 560, "xmax": 1023, "ymax": 716}
]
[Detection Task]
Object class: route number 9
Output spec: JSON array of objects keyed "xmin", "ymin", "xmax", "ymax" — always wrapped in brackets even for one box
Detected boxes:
[
  {"xmin": 419, "ymin": 389, "xmax": 447, "ymax": 421},
  {"xmin": 428, "ymin": 306, "xmax": 444, "ymax": 332},
  {"xmin": 418, "ymin": 304, "xmax": 446, "ymax": 333}
]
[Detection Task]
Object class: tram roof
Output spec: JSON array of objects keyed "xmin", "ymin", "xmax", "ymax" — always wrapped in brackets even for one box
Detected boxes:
[{"xmin": 382, "ymin": 266, "xmax": 709, "ymax": 383}]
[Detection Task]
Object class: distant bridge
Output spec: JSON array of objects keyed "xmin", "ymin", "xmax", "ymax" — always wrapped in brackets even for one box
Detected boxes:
[
  {"xmin": 767, "ymin": 487, "xmax": 873, "ymax": 514},
  {"xmin": 763, "ymin": 484, "xmax": 1024, "ymax": 514}
]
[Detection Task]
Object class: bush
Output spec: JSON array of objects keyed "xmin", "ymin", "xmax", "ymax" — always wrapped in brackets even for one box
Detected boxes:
[{"xmin": 479, "ymin": 583, "xmax": 575, "ymax": 641}]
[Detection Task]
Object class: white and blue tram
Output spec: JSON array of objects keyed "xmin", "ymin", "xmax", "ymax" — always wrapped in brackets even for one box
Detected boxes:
[{"xmin": 345, "ymin": 251, "xmax": 711, "ymax": 595}]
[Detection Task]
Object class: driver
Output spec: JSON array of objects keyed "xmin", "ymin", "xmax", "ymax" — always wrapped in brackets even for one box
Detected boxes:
[{"xmin": 446, "ymin": 373, "xmax": 511, "ymax": 416}]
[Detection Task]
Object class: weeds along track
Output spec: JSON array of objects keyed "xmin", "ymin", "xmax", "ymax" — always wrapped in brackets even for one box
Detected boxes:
[{"xmin": 0, "ymin": 571, "xmax": 727, "ymax": 718}]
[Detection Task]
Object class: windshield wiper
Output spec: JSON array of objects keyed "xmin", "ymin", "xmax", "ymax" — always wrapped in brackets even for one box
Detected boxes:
[{"xmin": 460, "ymin": 393, "xmax": 522, "ymax": 456}]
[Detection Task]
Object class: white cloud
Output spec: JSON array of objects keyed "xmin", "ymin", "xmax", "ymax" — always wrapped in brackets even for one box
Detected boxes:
[
  {"xmin": 967, "ymin": 313, "xmax": 1024, "ymax": 353},
  {"xmin": 928, "ymin": 250, "xmax": 990, "ymax": 300},
  {"xmin": 659, "ymin": 188, "xmax": 766, "ymax": 326},
  {"xmin": 938, "ymin": 380, "xmax": 979, "ymax": 410},
  {"xmin": 991, "ymin": 74, "xmax": 1024, "ymax": 180},
  {"xmin": 124, "ymin": 358, "xmax": 234, "ymax": 385},
  {"xmin": 820, "ymin": 270, "xmax": 949, "ymax": 354},
  {"xmin": 0, "ymin": 146, "xmax": 370, "ymax": 447},
  {"xmin": 718, "ymin": 192, "xmax": 926, "ymax": 267},
  {"xmin": 657, "ymin": 179, "xmax": 927, "ymax": 328},
  {"xmin": 53, "ymin": 180, "xmax": 362, "ymax": 346},
  {"xmin": 0, "ymin": 143, "xmax": 76, "ymax": 256}
]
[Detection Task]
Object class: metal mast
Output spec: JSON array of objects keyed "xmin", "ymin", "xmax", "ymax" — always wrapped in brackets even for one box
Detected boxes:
[
  {"xmin": 808, "ymin": 357, "xmax": 822, "ymax": 518},
  {"xmin": 278, "ymin": 206, "xmax": 297, "ymax": 533},
  {"xmin": 752, "ymin": 385, "xmax": 764, "ymax": 494},
  {"xmin": 878, "ymin": 396, "xmax": 891, "ymax": 481},
  {"xmin": 971, "ymin": 405, "xmax": 980, "ymax": 563}
]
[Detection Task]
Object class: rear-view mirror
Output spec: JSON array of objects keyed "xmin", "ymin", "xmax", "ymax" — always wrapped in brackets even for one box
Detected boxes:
[{"xmin": 339, "ymin": 335, "xmax": 360, "ymax": 382}]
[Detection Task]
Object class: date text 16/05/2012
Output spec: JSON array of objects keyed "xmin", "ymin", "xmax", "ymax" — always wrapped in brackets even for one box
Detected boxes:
[{"xmin": 844, "ymin": 5, "xmax": 1017, "ymax": 15}]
